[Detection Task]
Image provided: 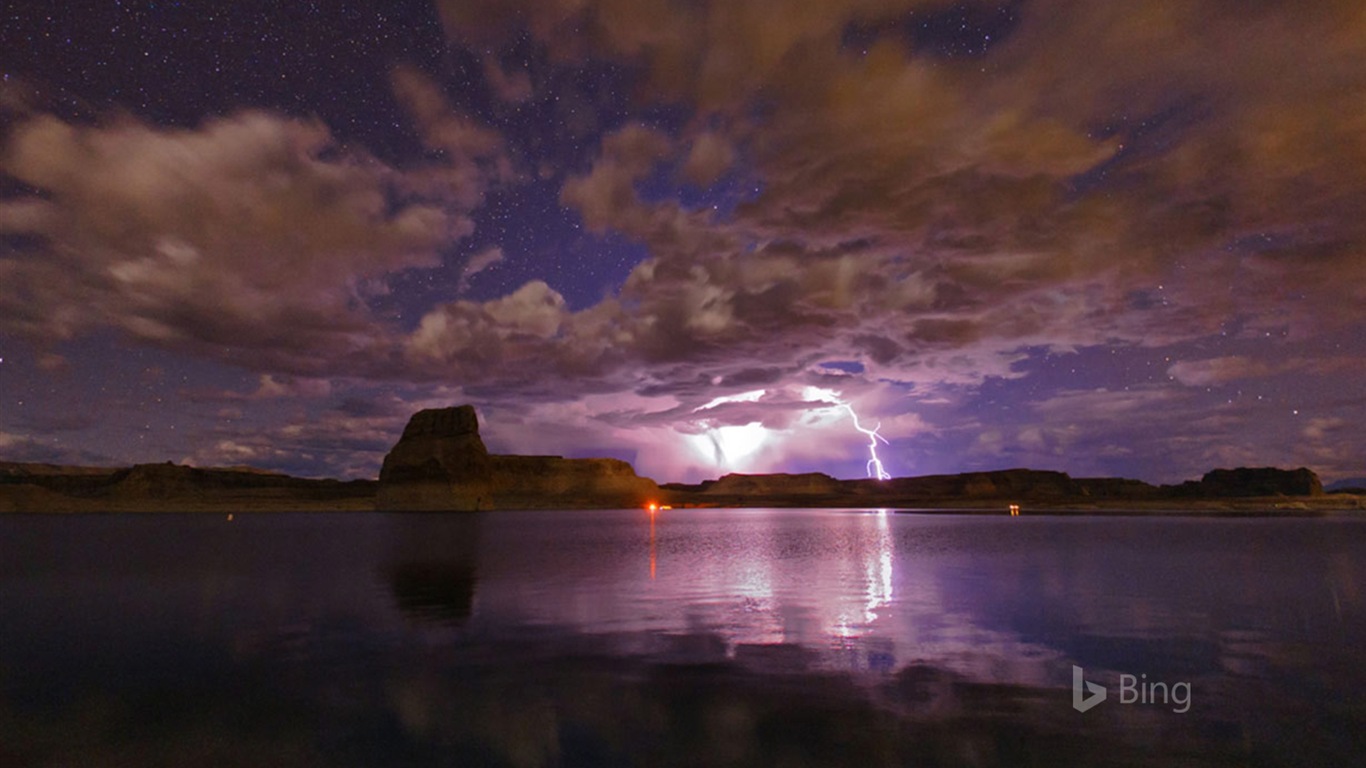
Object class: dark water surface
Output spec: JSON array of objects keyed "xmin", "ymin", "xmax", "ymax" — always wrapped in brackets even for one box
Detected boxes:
[{"xmin": 2, "ymin": 509, "xmax": 1364, "ymax": 766}]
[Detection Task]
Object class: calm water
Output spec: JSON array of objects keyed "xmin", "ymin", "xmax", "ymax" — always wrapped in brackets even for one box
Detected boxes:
[{"xmin": 2, "ymin": 509, "xmax": 1364, "ymax": 766}]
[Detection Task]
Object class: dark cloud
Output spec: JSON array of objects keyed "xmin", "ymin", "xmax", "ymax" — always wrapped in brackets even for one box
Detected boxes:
[
  {"xmin": 3, "ymin": 1, "xmax": 1363, "ymax": 481},
  {"xmin": 447, "ymin": 0, "xmax": 1364, "ymax": 395}
]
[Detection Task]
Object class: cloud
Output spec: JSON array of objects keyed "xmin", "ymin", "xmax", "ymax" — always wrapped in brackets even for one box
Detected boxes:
[
  {"xmin": 251, "ymin": 374, "xmax": 333, "ymax": 400},
  {"xmin": 14, "ymin": 2, "xmax": 1360, "ymax": 402},
  {"xmin": 681, "ymin": 131, "xmax": 736, "ymax": 186},
  {"xmin": 560, "ymin": 123, "xmax": 677, "ymax": 234},
  {"xmin": 1032, "ymin": 387, "xmax": 1186, "ymax": 421},
  {"xmin": 1167, "ymin": 356, "xmax": 1275, "ymax": 387},
  {"xmin": 1302, "ymin": 417, "xmax": 1346, "ymax": 442},
  {"xmin": 458, "ymin": 246, "xmax": 505, "ymax": 292},
  {"xmin": 0, "ymin": 431, "xmax": 111, "ymax": 466},
  {"xmin": 469, "ymin": 382, "xmax": 925, "ymax": 483},
  {"xmin": 1, "ymin": 112, "xmax": 419, "ymax": 364},
  {"xmin": 0, "ymin": 75, "xmax": 510, "ymax": 374},
  {"xmin": 482, "ymin": 55, "xmax": 534, "ymax": 103},
  {"xmin": 459, "ymin": 0, "xmax": 1364, "ymax": 368},
  {"xmin": 8, "ymin": 3, "xmax": 1366, "ymax": 483},
  {"xmin": 182, "ymin": 385, "xmax": 472, "ymax": 478}
]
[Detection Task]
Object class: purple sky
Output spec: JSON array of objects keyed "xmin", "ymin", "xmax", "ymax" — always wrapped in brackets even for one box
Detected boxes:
[{"xmin": 1, "ymin": 1, "xmax": 1362, "ymax": 484}]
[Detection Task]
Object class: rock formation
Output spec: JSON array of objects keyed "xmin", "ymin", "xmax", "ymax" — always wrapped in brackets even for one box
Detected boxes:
[
  {"xmin": 0, "ymin": 461, "xmax": 373, "ymax": 512},
  {"xmin": 659, "ymin": 466, "xmax": 1328, "ymax": 508},
  {"xmin": 1185, "ymin": 467, "xmax": 1324, "ymax": 497},
  {"xmin": 487, "ymin": 455, "xmax": 662, "ymax": 508},
  {"xmin": 667, "ymin": 472, "xmax": 845, "ymax": 497},
  {"xmin": 376, "ymin": 405, "xmax": 661, "ymax": 511},
  {"xmin": 378, "ymin": 405, "xmax": 494, "ymax": 511}
]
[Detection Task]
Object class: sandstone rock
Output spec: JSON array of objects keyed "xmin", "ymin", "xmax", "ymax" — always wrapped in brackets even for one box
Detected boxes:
[
  {"xmin": 864, "ymin": 469, "xmax": 1076, "ymax": 500},
  {"xmin": 377, "ymin": 405, "xmax": 660, "ymax": 510},
  {"xmin": 108, "ymin": 463, "xmax": 206, "ymax": 499},
  {"xmin": 700, "ymin": 473, "xmax": 843, "ymax": 496},
  {"xmin": 377, "ymin": 406, "xmax": 494, "ymax": 511},
  {"xmin": 489, "ymin": 456, "xmax": 660, "ymax": 507},
  {"xmin": 379, "ymin": 405, "xmax": 492, "ymax": 484}
]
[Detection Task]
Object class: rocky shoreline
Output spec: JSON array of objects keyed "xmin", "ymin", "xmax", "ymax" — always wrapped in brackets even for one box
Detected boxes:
[{"xmin": 2, "ymin": 405, "xmax": 1361, "ymax": 514}]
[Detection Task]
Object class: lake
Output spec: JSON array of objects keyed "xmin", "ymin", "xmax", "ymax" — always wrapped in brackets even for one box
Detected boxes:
[{"xmin": 2, "ymin": 509, "xmax": 1364, "ymax": 766}]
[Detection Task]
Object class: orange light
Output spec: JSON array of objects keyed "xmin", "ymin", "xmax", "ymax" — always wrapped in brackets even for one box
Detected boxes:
[
  {"xmin": 647, "ymin": 502, "xmax": 658, "ymax": 513},
  {"xmin": 660, "ymin": 505, "xmax": 672, "ymax": 510}
]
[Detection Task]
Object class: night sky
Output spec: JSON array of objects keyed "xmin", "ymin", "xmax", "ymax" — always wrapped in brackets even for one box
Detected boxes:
[{"xmin": 1, "ymin": 1, "xmax": 1362, "ymax": 484}]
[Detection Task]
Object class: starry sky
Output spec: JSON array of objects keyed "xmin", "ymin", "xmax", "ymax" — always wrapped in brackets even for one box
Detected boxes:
[{"xmin": 1, "ymin": 0, "xmax": 1362, "ymax": 484}]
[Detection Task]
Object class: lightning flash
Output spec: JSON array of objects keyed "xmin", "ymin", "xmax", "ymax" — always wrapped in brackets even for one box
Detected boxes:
[
  {"xmin": 840, "ymin": 403, "xmax": 892, "ymax": 480},
  {"xmin": 803, "ymin": 386, "xmax": 894, "ymax": 480},
  {"xmin": 689, "ymin": 386, "xmax": 895, "ymax": 479}
]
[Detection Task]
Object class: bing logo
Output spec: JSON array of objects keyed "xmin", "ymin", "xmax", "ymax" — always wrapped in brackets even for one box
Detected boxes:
[{"xmin": 1072, "ymin": 665, "xmax": 1191, "ymax": 714}]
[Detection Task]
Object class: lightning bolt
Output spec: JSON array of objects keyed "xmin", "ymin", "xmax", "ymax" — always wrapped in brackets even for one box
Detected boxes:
[
  {"xmin": 801, "ymin": 386, "xmax": 895, "ymax": 480},
  {"xmin": 839, "ymin": 403, "xmax": 892, "ymax": 480}
]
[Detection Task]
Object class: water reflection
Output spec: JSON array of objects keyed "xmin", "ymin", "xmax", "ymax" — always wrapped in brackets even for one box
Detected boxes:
[
  {"xmin": 385, "ymin": 514, "xmax": 482, "ymax": 626},
  {"xmin": 648, "ymin": 507, "xmax": 657, "ymax": 580},
  {"xmin": 863, "ymin": 509, "xmax": 893, "ymax": 626},
  {"xmin": 0, "ymin": 511, "xmax": 1364, "ymax": 766}
]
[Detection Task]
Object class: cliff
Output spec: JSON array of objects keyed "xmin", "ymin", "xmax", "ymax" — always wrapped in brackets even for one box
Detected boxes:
[
  {"xmin": 660, "ymin": 467, "xmax": 1330, "ymax": 509},
  {"xmin": 377, "ymin": 405, "xmax": 495, "ymax": 511},
  {"xmin": 376, "ymin": 405, "xmax": 660, "ymax": 511},
  {"xmin": 0, "ymin": 461, "xmax": 374, "ymax": 512},
  {"xmin": 667, "ymin": 472, "xmax": 846, "ymax": 497}
]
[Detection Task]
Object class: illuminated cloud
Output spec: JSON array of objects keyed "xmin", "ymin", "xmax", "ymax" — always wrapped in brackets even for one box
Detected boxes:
[
  {"xmin": 2, "ymin": 1, "xmax": 1364, "ymax": 482},
  {"xmin": 0, "ymin": 73, "xmax": 510, "ymax": 374}
]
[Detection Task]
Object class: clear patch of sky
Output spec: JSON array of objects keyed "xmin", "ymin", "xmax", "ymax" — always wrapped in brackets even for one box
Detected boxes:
[
  {"xmin": 1, "ymin": 0, "xmax": 447, "ymax": 139},
  {"xmin": 1068, "ymin": 98, "xmax": 1212, "ymax": 197},
  {"xmin": 819, "ymin": 360, "xmax": 866, "ymax": 375},
  {"xmin": 841, "ymin": 1, "xmax": 1024, "ymax": 59}
]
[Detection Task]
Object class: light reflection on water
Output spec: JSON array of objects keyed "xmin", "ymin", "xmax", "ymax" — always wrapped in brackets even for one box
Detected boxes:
[{"xmin": 2, "ymin": 509, "xmax": 1365, "ymax": 766}]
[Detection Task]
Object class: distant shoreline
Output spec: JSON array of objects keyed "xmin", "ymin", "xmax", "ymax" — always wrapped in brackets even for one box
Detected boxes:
[
  {"xmin": 3, "ymin": 458, "xmax": 1361, "ymax": 515},
  {"xmin": 3, "ymin": 495, "xmax": 1363, "ymax": 516}
]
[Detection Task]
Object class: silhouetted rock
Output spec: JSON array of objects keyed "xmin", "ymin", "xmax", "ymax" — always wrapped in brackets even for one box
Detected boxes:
[
  {"xmin": 1193, "ymin": 467, "xmax": 1323, "ymax": 497},
  {"xmin": 700, "ymin": 473, "xmax": 844, "ymax": 496},
  {"xmin": 0, "ymin": 460, "xmax": 374, "ymax": 511},
  {"xmin": 376, "ymin": 405, "xmax": 660, "ymax": 510},
  {"xmin": 660, "ymin": 466, "xmax": 1336, "ymax": 508},
  {"xmin": 1072, "ymin": 477, "xmax": 1163, "ymax": 499},
  {"xmin": 378, "ymin": 405, "xmax": 494, "ymax": 510}
]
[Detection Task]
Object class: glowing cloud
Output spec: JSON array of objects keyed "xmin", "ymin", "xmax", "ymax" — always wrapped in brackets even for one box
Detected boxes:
[
  {"xmin": 686, "ymin": 422, "xmax": 770, "ymax": 471},
  {"xmin": 694, "ymin": 388, "xmax": 767, "ymax": 412},
  {"xmin": 685, "ymin": 388, "xmax": 773, "ymax": 471}
]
